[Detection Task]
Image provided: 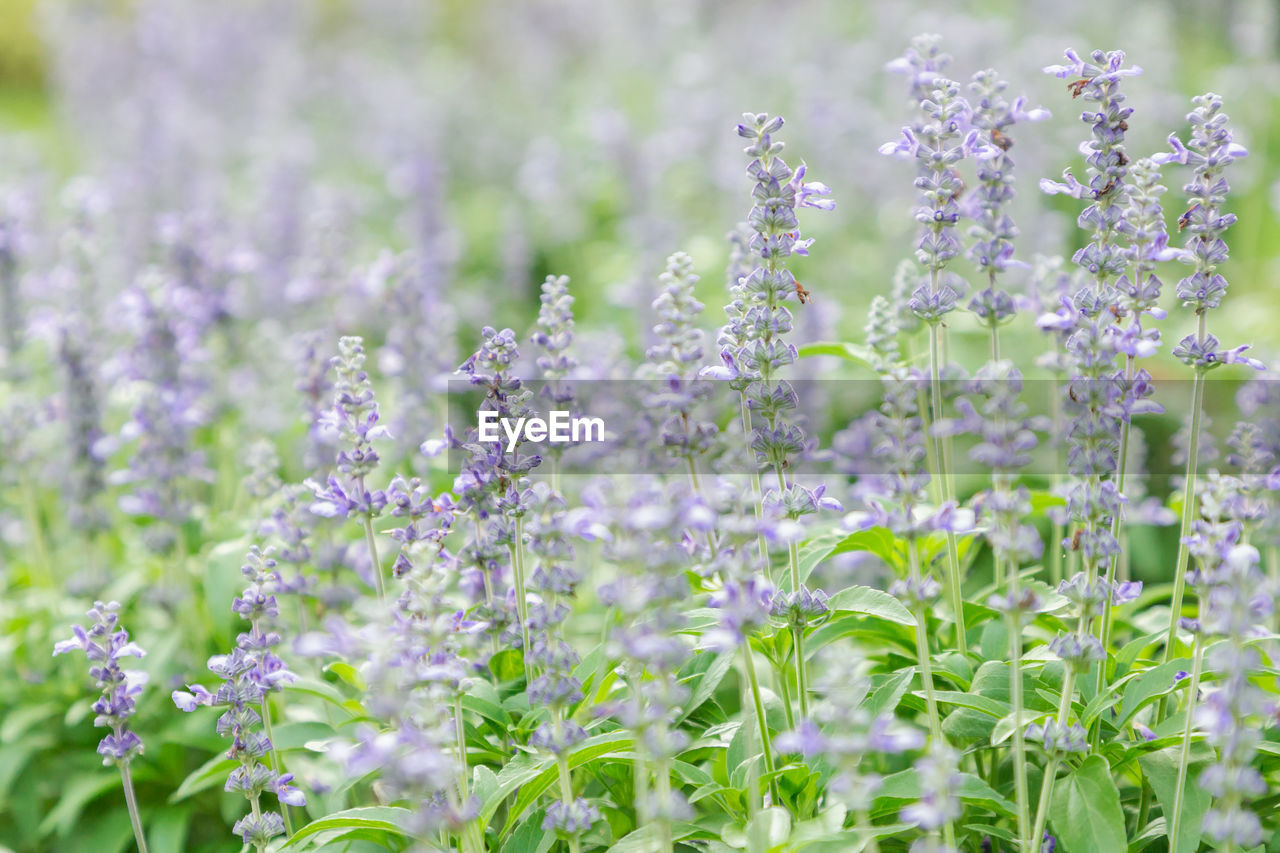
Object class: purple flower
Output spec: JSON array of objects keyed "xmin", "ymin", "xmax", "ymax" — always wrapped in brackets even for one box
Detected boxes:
[
  {"xmin": 54, "ymin": 601, "xmax": 147, "ymax": 766},
  {"xmin": 172, "ymin": 546, "xmax": 302, "ymax": 844}
]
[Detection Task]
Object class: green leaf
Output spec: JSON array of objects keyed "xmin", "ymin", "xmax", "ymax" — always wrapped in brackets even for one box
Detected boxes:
[
  {"xmin": 287, "ymin": 677, "xmax": 358, "ymax": 713},
  {"xmin": 461, "ymin": 691, "xmax": 512, "ymax": 729},
  {"xmin": 325, "ymin": 661, "xmax": 367, "ymax": 691},
  {"xmin": 722, "ymin": 807, "xmax": 792, "ymax": 849},
  {"xmin": 929, "ymin": 690, "xmax": 1010, "ymax": 718},
  {"xmin": 146, "ymin": 806, "xmax": 191, "ymax": 853},
  {"xmin": 863, "ymin": 669, "xmax": 913, "ymax": 719},
  {"xmin": 170, "ymin": 721, "xmax": 334, "ymax": 802},
  {"xmin": 0, "ymin": 734, "xmax": 54, "ymax": 803},
  {"xmin": 1, "ymin": 702, "xmax": 58, "ymax": 743},
  {"xmin": 1049, "ymin": 755, "xmax": 1126, "ymax": 853},
  {"xmin": 825, "ymin": 585, "xmax": 915, "ymax": 626},
  {"xmin": 1137, "ymin": 745, "xmax": 1212, "ymax": 853},
  {"xmin": 499, "ymin": 809, "xmax": 555, "ymax": 853},
  {"xmin": 282, "ymin": 807, "xmax": 412, "ymax": 849},
  {"xmin": 798, "ymin": 528, "xmax": 901, "ymax": 584},
  {"xmin": 796, "ymin": 341, "xmax": 877, "ymax": 368},
  {"xmin": 873, "ymin": 770, "xmax": 1015, "ymax": 819},
  {"xmin": 169, "ymin": 753, "xmax": 236, "ymax": 803},
  {"xmin": 1118, "ymin": 658, "xmax": 1190, "ymax": 726},
  {"xmin": 38, "ymin": 772, "xmax": 120, "ymax": 837},
  {"xmin": 483, "ymin": 731, "xmax": 634, "ymax": 836},
  {"xmin": 678, "ymin": 651, "xmax": 734, "ymax": 722}
]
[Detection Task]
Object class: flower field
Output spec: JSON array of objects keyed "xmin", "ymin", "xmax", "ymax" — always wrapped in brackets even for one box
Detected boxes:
[{"xmin": 3, "ymin": 2, "xmax": 1280, "ymax": 852}]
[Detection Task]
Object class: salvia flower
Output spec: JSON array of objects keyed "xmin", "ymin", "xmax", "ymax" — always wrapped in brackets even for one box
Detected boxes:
[
  {"xmin": 172, "ymin": 546, "xmax": 302, "ymax": 849},
  {"xmin": 1156, "ymin": 94, "xmax": 1259, "ymax": 375},
  {"xmin": 965, "ymin": 69, "xmax": 1048, "ymax": 338},
  {"xmin": 54, "ymin": 601, "xmax": 147, "ymax": 765},
  {"xmin": 882, "ymin": 73, "xmax": 992, "ymax": 323}
]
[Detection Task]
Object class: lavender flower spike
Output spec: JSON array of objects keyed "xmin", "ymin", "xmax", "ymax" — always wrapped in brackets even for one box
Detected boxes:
[
  {"xmin": 173, "ymin": 546, "xmax": 303, "ymax": 849},
  {"xmin": 55, "ymin": 601, "xmax": 150, "ymax": 853}
]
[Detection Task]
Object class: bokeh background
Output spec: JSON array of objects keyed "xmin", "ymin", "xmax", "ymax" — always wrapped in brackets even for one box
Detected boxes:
[{"xmin": 0, "ymin": 0, "xmax": 1277, "ymax": 850}]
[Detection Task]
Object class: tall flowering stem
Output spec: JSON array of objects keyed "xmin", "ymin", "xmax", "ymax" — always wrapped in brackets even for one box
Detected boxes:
[
  {"xmin": 1154, "ymin": 94, "xmax": 1257, "ymax": 689},
  {"xmin": 881, "ymin": 71, "xmax": 989, "ymax": 651},
  {"xmin": 55, "ymin": 602, "xmax": 150, "ymax": 853},
  {"xmin": 710, "ymin": 112, "xmax": 832, "ymax": 723},
  {"xmin": 531, "ymin": 274, "xmax": 578, "ymax": 494},
  {"xmin": 965, "ymin": 69, "xmax": 1048, "ymax": 362},
  {"xmin": 942, "ymin": 363, "xmax": 1044, "ymax": 845},
  {"xmin": 457, "ymin": 326, "xmax": 540, "ymax": 683},
  {"xmin": 848, "ymin": 367, "xmax": 971, "ymax": 848},
  {"xmin": 644, "ymin": 251, "xmax": 718, "ymax": 530},
  {"xmin": 1093, "ymin": 157, "xmax": 1170, "ymax": 714},
  {"xmin": 311, "ymin": 336, "xmax": 391, "ymax": 603},
  {"xmin": 1041, "ymin": 50, "xmax": 1141, "ymax": 744},
  {"xmin": 1167, "ymin": 477, "xmax": 1246, "ymax": 853},
  {"xmin": 172, "ymin": 547, "xmax": 305, "ymax": 850}
]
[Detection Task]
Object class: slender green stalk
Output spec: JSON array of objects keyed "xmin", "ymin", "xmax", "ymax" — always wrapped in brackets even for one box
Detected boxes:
[
  {"xmin": 248, "ymin": 782, "xmax": 267, "ymax": 853},
  {"xmin": 119, "ymin": 759, "xmax": 150, "ymax": 853},
  {"xmin": 1134, "ymin": 781, "xmax": 1152, "ymax": 838},
  {"xmin": 907, "ymin": 539, "xmax": 956, "ymax": 849},
  {"xmin": 1005, "ymin": 560, "xmax": 1031, "ymax": 850},
  {"xmin": 1029, "ymin": 665, "xmax": 1078, "ymax": 852},
  {"xmin": 1048, "ymin": 340, "xmax": 1066, "ymax": 587},
  {"xmin": 773, "ymin": 462, "xmax": 811, "ymax": 721},
  {"xmin": 908, "ymin": 541, "xmax": 946, "ymax": 747},
  {"xmin": 18, "ymin": 474, "xmax": 51, "ymax": 584},
  {"xmin": 741, "ymin": 641, "xmax": 781, "ymax": 807},
  {"xmin": 556, "ymin": 752, "xmax": 582, "ymax": 853},
  {"xmin": 260, "ymin": 701, "xmax": 294, "ymax": 836},
  {"xmin": 355, "ymin": 474, "xmax": 386, "ymax": 604},
  {"xmin": 1161, "ymin": 369, "xmax": 1205, "ymax": 682},
  {"xmin": 509, "ymin": 515, "xmax": 532, "ymax": 685},
  {"xmin": 738, "ymin": 394, "xmax": 770, "ymax": 565},
  {"xmin": 927, "ymin": 323, "xmax": 967, "ymax": 651},
  {"xmin": 775, "ymin": 662, "xmax": 796, "ymax": 732},
  {"xmin": 1092, "ymin": 352, "xmax": 1136, "ymax": 750},
  {"xmin": 452, "ymin": 696, "xmax": 485, "ymax": 853},
  {"xmin": 1268, "ymin": 547, "xmax": 1279, "ymax": 632},
  {"xmin": 990, "ymin": 323, "xmax": 1001, "ymax": 363},
  {"xmin": 916, "ymin": 384, "xmax": 944, "ymax": 507},
  {"xmin": 654, "ymin": 756, "xmax": 675, "ymax": 853},
  {"xmin": 1167, "ymin": 630, "xmax": 1205, "ymax": 853},
  {"xmin": 856, "ymin": 809, "xmax": 882, "ymax": 853}
]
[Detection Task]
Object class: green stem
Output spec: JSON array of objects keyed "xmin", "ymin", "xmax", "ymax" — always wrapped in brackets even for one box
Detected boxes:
[
  {"xmin": 510, "ymin": 515, "xmax": 532, "ymax": 685},
  {"xmin": 738, "ymin": 394, "xmax": 770, "ymax": 567},
  {"xmin": 1092, "ymin": 353, "xmax": 1135, "ymax": 750},
  {"xmin": 856, "ymin": 809, "xmax": 882, "ymax": 853},
  {"xmin": 990, "ymin": 323, "xmax": 1001, "ymax": 363},
  {"xmin": 1006, "ymin": 561, "xmax": 1030, "ymax": 851},
  {"xmin": 908, "ymin": 541, "xmax": 946, "ymax": 748},
  {"xmin": 555, "ymin": 753, "xmax": 581, "ymax": 853},
  {"xmin": 1029, "ymin": 665, "xmax": 1077, "ymax": 853},
  {"xmin": 1268, "ymin": 547, "xmax": 1279, "ymax": 632},
  {"xmin": 18, "ymin": 474, "xmax": 51, "ymax": 585},
  {"xmin": 927, "ymin": 323, "xmax": 966, "ymax": 652},
  {"xmin": 361, "ymin": 519, "xmax": 386, "ymax": 604},
  {"xmin": 1135, "ymin": 780, "xmax": 1152, "ymax": 837},
  {"xmin": 741, "ymin": 641, "xmax": 781, "ymax": 807},
  {"xmin": 1161, "ymin": 370, "xmax": 1204, "ymax": 688},
  {"xmin": 1167, "ymin": 631, "xmax": 1205, "ymax": 853},
  {"xmin": 655, "ymin": 756, "xmax": 675, "ymax": 853},
  {"xmin": 260, "ymin": 701, "xmax": 294, "ymax": 836},
  {"xmin": 908, "ymin": 537, "xmax": 956, "ymax": 849},
  {"xmin": 771, "ymin": 460, "xmax": 810, "ymax": 722},
  {"xmin": 119, "ymin": 759, "xmax": 150, "ymax": 853}
]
